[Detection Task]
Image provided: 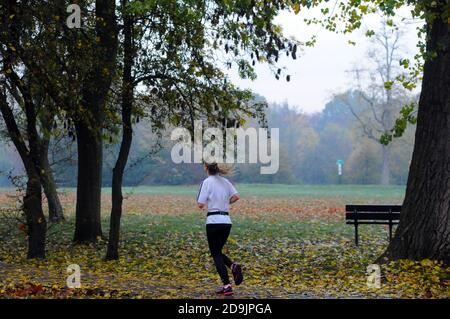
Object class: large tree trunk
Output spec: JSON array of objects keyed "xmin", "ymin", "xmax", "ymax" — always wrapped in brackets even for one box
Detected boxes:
[
  {"xmin": 24, "ymin": 174, "xmax": 47, "ymax": 259},
  {"xmin": 106, "ymin": 0, "xmax": 133, "ymax": 260},
  {"xmin": 380, "ymin": 145, "xmax": 390, "ymax": 185},
  {"xmin": 72, "ymin": 0, "xmax": 118, "ymax": 243},
  {"xmin": 73, "ymin": 122, "xmax": 104, "ymax": 243},
  {"xmin": 382, "ymin": 8, "xmax": 450, "ymax": 263}
]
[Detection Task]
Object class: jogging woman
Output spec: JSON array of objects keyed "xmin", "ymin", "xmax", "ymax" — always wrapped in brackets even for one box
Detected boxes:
[{"xmin": 197, "ymin": 162, "xmax": 244, "ymax": 296}]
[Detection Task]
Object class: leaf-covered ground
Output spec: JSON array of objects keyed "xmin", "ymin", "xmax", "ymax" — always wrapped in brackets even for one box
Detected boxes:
[{"xmin": 0, "ymin": 185, "xmax": 449, "ymax": 299}]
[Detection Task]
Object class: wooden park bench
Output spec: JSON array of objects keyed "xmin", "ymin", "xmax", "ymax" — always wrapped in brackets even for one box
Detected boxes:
[{"xmin": 345, "ymin": 204, "xmax": 401, "ymax": 245}]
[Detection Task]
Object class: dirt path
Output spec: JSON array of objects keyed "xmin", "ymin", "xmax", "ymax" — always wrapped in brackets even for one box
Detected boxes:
[{"xmin": 0, "ymin": 261, "xmax": 315, "ymax": 299}]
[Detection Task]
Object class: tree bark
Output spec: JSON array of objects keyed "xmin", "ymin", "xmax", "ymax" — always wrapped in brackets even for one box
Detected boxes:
[
  {"xmin": 73, "ymin": 121, "xmax": 104, "ymax": 243},
  {"xmin": 24, "ymin": 174, "xmax": 47, "ymax": 259},
  {"xmin": 73, "ymin": 0, "xmax": 118, "ymax": 243},
  {"xmin": 1, "ymin": 84, "xmax": 47, "ymax": 259},
  {"xmin": 39, "ymin": 119, "xmax": 65, "ymax": 223},
  {"xmin": 380, "ymin": 145, "xmax": 390, "ymax": 185},
  {"xmin": 381, "ymin": 8, "xmax": 450, "ymax": 263},
  {"xmin": 106, "ymin": 0, "xmax": 133, "ymax": 260}
]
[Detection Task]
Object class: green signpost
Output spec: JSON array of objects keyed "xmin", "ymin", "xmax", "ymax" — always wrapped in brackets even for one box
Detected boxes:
[{"xmin": 336, "ymin": 159, "xmax": 344, "ymax": 184}]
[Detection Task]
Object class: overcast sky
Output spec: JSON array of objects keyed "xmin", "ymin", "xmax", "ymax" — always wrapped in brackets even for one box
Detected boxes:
[{"xmin": 227, "ymin": 9, "xmax": 422, "ymax": 114}]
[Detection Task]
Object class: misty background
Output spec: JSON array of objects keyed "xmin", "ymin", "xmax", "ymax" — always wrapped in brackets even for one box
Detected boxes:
[
  {"xmin": 0, "ymin": 92, "xmax": 416, "ymax": 187},
  {"xmin": 0, "ymin": 14, "xmax": 420, "ymax": 187}
]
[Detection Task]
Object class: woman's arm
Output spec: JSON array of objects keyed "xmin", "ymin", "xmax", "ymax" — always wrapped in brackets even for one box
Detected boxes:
[
  {"xmin": 197, "ymin": 181, "xmax": 208, "ymax": 209},
  {"xmin": 229, "ymin": 194, "xmax": 240, "ymax": 204}
]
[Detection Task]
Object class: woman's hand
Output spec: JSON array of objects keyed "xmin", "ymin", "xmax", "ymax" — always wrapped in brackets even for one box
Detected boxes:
[{"xmin": 197, "ymin": 202, "xmax": 206, "ymax": 209}]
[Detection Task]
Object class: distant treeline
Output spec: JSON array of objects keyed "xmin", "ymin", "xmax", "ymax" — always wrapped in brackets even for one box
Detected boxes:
[{"xmin": 0, "ymin": 92, "xmax": 415, "ymax": 187}]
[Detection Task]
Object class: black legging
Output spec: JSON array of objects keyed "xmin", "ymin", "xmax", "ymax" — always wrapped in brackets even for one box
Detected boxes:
[{"xmin": 206, "ymin": 224, "xmax": 233, "ymax": 285}]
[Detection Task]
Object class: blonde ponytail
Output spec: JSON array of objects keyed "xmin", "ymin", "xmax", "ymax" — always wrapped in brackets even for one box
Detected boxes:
[{"xmin": 204, "ymin": 162, "xmax": 235, "ymax": 176}]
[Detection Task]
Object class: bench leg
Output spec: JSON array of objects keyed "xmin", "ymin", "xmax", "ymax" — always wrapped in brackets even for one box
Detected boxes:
[
  {"xmin": 354, "ymin": 223, "xmax": 359, "ymax": 246},
  {"xmin": 389, "ymin": 222, "xmax": 393, "ymax": 242}
]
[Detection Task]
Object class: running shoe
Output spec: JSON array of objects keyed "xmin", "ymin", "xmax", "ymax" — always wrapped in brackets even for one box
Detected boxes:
[
  {"xmin": 231, "ymin": 263, "xmax": 243, "ymax": 286},
  {"xmin": 216, "ymin": 285, "xmax": 234, "ymax": 296}
]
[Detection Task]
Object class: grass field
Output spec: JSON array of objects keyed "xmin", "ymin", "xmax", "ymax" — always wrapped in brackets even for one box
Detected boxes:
[
  {"xmin": 0, "ymin": 184, "xmax": 449, "ymax": 299},
  {"xmin": 120, "ymin": 183, "xmax": 407, "ymax": 199}
]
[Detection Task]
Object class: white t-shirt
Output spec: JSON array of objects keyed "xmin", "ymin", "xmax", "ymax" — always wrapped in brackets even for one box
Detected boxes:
[{"xmin": 197, "ymin": 175, "xmax": 238, "ymax": 224}]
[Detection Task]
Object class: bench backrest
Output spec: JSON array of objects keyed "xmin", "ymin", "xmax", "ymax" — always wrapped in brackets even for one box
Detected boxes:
[{"xmin": 345, "ymin": 204, "xmax": 401, "ymax": 221}]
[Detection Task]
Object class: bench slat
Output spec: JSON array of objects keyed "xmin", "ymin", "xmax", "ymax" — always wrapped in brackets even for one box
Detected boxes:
[
  {"xmin": 345, "ymin": 212, "xmax": 400, "ymax": 220},
  {"xmin": 345, "ymin": 204, "xmax": 402, "ymax": 212},
  {"xmin": 346, "ymin": 221, "xmax": 400, "ymax": 225}
]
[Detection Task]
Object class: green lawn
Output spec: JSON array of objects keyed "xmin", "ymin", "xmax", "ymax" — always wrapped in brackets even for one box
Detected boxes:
[
  {"xmin": 2, "ymin": 183, "xmax": 407, "ymax": 200},
  {"xmin": 123, "ymin": 183, "xmax": 406, "ymax": 199}
]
